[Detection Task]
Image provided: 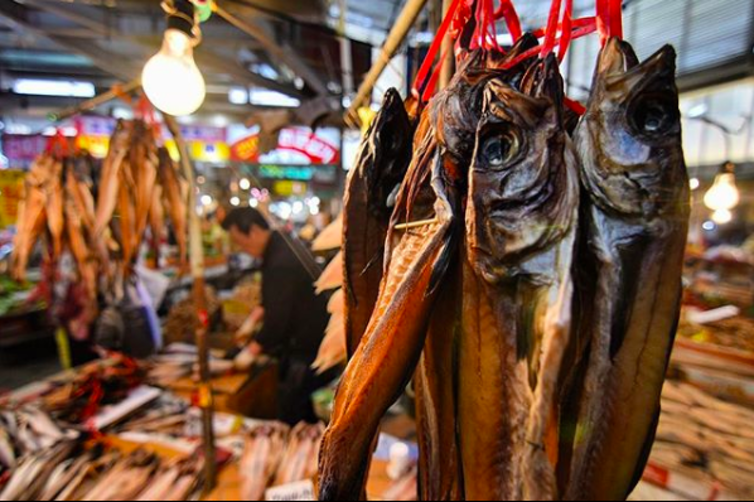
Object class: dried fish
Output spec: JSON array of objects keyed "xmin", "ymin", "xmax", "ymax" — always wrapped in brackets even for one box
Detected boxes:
[
  {"xmin": 566, "ymin": 39, "xmax": 690, "ymax": 501},
  {"xmin": 342, "ymin": 88, "xmax": 414, "ymax": 357},
  {"xmin": 240, "ymin": 423, "xmax": 289, "ymax": 499}
]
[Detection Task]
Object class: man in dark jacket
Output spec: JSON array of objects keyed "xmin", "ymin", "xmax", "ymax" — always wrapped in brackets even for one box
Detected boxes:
[{"xmin": 222, "ymin": 207, "xmax": 330, "ymax": 425}]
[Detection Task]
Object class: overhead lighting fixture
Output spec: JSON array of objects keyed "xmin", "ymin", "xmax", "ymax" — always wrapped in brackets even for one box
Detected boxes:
[
  {"xmin": 687, "ymin": 103, "xmax": 708, "ymax": 119},
  {"xmin": 230, "ymin": 196, "xmax": 241, "ymax": 207},
  {"xmin": 12, "ymin": 79, "xmax": 95, "ymax": 98},
  {"xmin": 201, "ymin": 194, "xmax": 213, "ymax": 206},
  {"xmin": 689, "ymin": 178, "xmax": 700, "ymax": 191},
  {"xmin": 239, "ymin": 178, "xmax": 251, "ymax": 191},
  {"xmin": 248, "ymin": 88, "xmax": 301, "ymax": 108},
  {"xmin": 229, "ymin": 86, "xmax": 249, "ymax": 105},
  {"xmin": 249, "ymin": 198, "xmax": 259, "ymax": 208},
  {"xmin": 704, "ymin": 162, "xmax": 740, "ymax": 211},
  {"xmin": 142, "ymin": 0, "xmax": 206, "ymax": 116}
]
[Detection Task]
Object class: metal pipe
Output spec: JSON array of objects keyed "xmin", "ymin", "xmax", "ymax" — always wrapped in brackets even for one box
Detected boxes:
[
  {"xmin": 214, "ymin": 3, "xmax": 329, "ymax": 96},
  {"xmin": 163, "ymin": 114, "xmax": 218, "ymax": 492},
  {"xmin": 345, "ymin": 0, "xmax": 429, "ymax": 125}
]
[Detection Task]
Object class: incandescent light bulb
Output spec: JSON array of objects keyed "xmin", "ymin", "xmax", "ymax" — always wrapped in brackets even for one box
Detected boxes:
[{"xmin": 142, "ymin": 29, "xmax": 206, "ymax": 116}]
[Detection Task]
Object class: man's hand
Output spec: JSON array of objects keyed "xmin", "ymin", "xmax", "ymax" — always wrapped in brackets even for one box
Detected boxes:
[
  {"xmin": 234, "ymin": 341, "xmax": 265, "ymax": 372},
  {"xmin": 235, "ymin": 306, "xmax": 265, "ymax": 345}
]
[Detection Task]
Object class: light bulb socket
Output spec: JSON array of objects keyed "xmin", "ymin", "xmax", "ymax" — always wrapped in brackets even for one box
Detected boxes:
[
  {"xmin": 167, "ymin": 0, "xmax": 197, "ymax": 38},
  {"xmin": 721, "ymin": 161, "xmax": 736, "ymax": 175}
]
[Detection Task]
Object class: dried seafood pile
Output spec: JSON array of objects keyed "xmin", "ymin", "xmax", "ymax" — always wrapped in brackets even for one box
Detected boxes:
[
  {"xmin": 651, "ymin": 381, "xmax": 754, "ymax": 499},
  {"xmin": 240, "ymin": 422, "xmax": 324, "ymax": 499},
  {"xmin": 0, "ymin": 440, "xmax": 204, "ymax": 501},
  {"xmin": 40, "ymin": 356, "xmax": 144, "ymax": 425},
  {"xmin": 0, "ymin": 408, "xmax": 80, "ymax": 482},
  {"xmin": 319, "ymin": 1, "xmax": 690, "ymax": 500},
  {"xmin": 11, "ymin": 120, "xmax": 189, "ymax": 339},
  {"xmin": 678, "ymin": 315, "xmax": 754, "ymax": 355}
]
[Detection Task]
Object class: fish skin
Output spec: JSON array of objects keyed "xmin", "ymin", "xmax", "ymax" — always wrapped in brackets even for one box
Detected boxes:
[
  {"xmin": 414, "ymin": 260, "xmax": 463, "ymax": 502},
  {"xmin": 12, "ymin": 156, "xmax": 53, "ymax": 282},
  {"xmin": 458, "ymin": 53, "xmax": 580, "ymax": 501},
  {"xmin": 566, "ymin": 38, "xmax": 689, "ymax": 501},
  {"xmin": 94, "ymin": 120, "xmax": 131, "ymax": 237},
  {"xmin": 130, "ymin": 123, "xmax": 159, "ymax": 245},
  {"xmin": 0, "ymin": 430, "xmax": 14, "ymax": 471},
  {"xmin": 319, "ymin": 139, "xmax": 461, "ymax": 500},
  {"xmin": 149, "ymin": 185, "xmax": 166, "ymax": 259},
  {"xmin": 117, "ymin": 167, "xmax": 137, "ymax": 271},
  {"xmin": 45, "ymin": 160, "xmax": 65, "ymax": 261},
  {"xmin": 315, "ymin": 251, "xmax": 344, "ymax": 294},
  {"xmin": 342, "ymin": 88, "xmax": 413, "ymax": 358}
]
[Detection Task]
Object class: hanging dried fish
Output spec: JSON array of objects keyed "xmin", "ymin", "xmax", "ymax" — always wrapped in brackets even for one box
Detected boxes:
[
  {"xmin": 342, "ymin": 88, "xmax": 414, "ymax": 357},
  {"xmin": 565, "ymin": 38, "xmax": 689, "ymax": 501}
]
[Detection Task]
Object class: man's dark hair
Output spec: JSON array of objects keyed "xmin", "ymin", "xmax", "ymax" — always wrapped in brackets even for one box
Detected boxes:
[{"xmin": 221, "ymin": 207, "xmax": 270, "ymax": 234}]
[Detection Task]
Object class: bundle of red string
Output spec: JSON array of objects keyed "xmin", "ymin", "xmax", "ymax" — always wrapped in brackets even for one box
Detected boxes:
[{"xmin": 412, "ymin": 0, "xmax": 625, "ymax": 110}]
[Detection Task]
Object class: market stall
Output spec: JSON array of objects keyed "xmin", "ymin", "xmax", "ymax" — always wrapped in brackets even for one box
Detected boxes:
[{"xmin": 1, "ymin": 0, "xmax": 754, "ymax": 501}]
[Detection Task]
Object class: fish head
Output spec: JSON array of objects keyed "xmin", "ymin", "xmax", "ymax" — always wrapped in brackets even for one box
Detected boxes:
[
  {"xmin": 467, "ymin": 56, "xmax": 577, "ymax": 283},
  {"xmin": 367, "ymin": 88, "xmax": 413, "ymax": 217},
  {"xmin": 579, "ymin": 38, "xmax": 688, "ymax": 219}
]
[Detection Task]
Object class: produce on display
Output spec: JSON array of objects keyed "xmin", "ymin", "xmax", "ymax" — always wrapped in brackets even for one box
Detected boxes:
[{"xmin": 319, "ymin": 0, "xmax": 690, "ymax": 500}]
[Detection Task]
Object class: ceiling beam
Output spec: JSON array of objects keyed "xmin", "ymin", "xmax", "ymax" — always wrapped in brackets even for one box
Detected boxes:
[
  {"xmin": 215, "ymin": 3, "xmax": 330, "ymax": 96},
  {"xmin": 0, "ymin": 3, "xmax": 138, "ymax": 80},
  {"xmin": 8, "ymin": 0, "xmax": 306, "ymax": 98}
]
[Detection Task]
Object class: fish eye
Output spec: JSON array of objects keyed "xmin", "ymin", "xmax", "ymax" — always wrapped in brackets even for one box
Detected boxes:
[
  {"xmin": 481, "ymin": 130, "xmax": 520, "ymax": 167},
  {"xmin": 631, "ymin": 95, "xmax": 678, "ymax": 136}
]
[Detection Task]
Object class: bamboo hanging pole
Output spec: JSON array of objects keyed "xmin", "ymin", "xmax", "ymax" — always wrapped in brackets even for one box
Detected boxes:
[
  {"xmin": 345, "ymin": 0, "xmax": 429, "ymax": 125},
  {"xmin": 440, "ymin": 0, "xmax": 455, "ymax": 89},
  {"xmin": 163, "ymin": 114, "xmax": 218, "ymax": 491},
  {"xmin": 49, "ymin": 79, "xmax": 142, "ymax": 123}
]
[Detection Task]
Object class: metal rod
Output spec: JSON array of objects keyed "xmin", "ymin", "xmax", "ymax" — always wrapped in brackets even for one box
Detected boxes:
[
  {"xmin": 50, "ymin": 79, "xmax": 142, "ymax": 122},
  {"xmin": 214, "ymin": 3, "xmax": 329, "ymax": 96},
  {"xmin": 345, "ymin": 0, "xmax": 430, "ymax": 125},
  {"xmin": 394, "ymin": 218, "xmax": 439, "ymax": 230},
  {"xmin": 163, "ymin": 114, "xmax": 217, "ymax": 492}
]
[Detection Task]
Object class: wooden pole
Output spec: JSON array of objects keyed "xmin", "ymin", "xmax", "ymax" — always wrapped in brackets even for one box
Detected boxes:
[
  {"xmin": 440, "ymin": 0, "xmax": 455, "ymax": 89},
  {"xmin": 345, "ymin": 0, "xmax": 429, "ymax": 125},
  {"xmin": 49, "ymin": 79, "xmax": 141, "ymax": 122},
  {"xmin": 163, "ymin": 114, "xmax": 217, "ymax": 491}
]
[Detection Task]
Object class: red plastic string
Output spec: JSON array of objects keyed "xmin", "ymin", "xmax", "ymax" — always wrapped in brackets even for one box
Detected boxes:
[
  {"xmin": 495, "ymin": 0, "xmax": 523, "ymax": 41},
  {"xmin": 558, "ymin": 0, "xmax": 574, "ymax": 61},
  {"xmin": 609, "ymin": 0, "xmax": 623, "ymax": 40},
  {"xmin": 412, "ymin": 0, "xmax": 463, "ymax": 98},
  {"xmin": 422, "ymin": 40, "xmax": 454, "ymax": 102},
  {"xmin": 502, "ymin": 21, "xmax": 597, "ymax": 70},
  {"xmin": 541, "ymin": 0, "xmax": 563, "ymax": 58},
  {"xmin": 596, "ymin": 0, "xmax": 610, "ymax": 46},
  {"xmin": 532, "ymin": 16, "xmax": 595, "ymax": 38},
  {"xmin": 565, "ymin": 97, "xmax": 586, "ymax": 115}
]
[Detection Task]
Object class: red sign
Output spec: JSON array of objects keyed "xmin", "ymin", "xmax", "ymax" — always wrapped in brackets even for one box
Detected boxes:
[{"xmin": 231, "ymin": 128, "xmax": 340, "ymax": 165}]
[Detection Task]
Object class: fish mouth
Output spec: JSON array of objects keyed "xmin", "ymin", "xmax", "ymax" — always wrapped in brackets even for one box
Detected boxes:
[{"xmin": 600, "ymin": 38, "xmax": 676, "ymax": 80}]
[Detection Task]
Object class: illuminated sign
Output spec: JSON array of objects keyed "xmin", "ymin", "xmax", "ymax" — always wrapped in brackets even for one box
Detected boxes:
[{"xmin": 230, "ymin": 126, "xmax": 340, "ymax": 165}]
